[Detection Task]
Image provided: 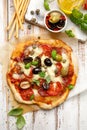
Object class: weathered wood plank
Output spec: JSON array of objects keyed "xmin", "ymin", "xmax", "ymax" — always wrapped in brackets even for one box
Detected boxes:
[
  {"xmin": 79, "ymin": 91, "xmax": 87, "ymax": 130},
  {"xmin": 33, "ymin": 109, "xmax": 56, "ymax": 130},
  {"xmin": 55, "ymin": 96, "xmax": 78, "ymax": 130},
  {"xmin": 2, "ymin": 0, "xmax": 87, "ymax": 130}
]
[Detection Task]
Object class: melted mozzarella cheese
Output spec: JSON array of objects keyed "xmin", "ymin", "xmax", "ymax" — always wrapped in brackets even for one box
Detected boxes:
[
  {"xmin": 33, "ymin": 89, "xmax": 39, "ymax": 96},
  {"xmin": 47, "ymin": 64, "xmax": 56, "ymax": 79},
  {"xmin": 31, "ymin": 47, "xmax": 43, "ymax": 58},
  {"xmin": 61, "ymin": 53, "xmax": 70, "ymax": 68},
  {"xmin": 46, "ymin": 64, "xmax": 63, "ymax": 83},
  {"xmin": 12, "ymin": 73, "xmax": 20, "ymax": 79},
  {"xmin": 32, "ymin": 74, "xmax": 40, "ymax": 80},
  {"xmin": 41, "ymin": 55, "xmax": 48, "ymax": 66},
  {"xmin": 18, "ymin": 63, "xmax": 31, "ymax": 76},
  {"xmin": 52, "ymin": 76, "xmax": 63, "ymax": 83}
]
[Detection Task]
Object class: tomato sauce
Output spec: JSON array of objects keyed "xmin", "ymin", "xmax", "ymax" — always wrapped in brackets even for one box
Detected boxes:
[{"xmin": 7, "ymin": 43, "xmax": 74, "ymax": 101}]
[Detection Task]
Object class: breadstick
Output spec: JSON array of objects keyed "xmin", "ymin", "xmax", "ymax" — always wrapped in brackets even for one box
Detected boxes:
[
  {"xmin": 23, "ymin": 0, "xmax": 30, "ymax": 22},
  {"xmin": 7, "ymin": 0, "xmax": 23, "ymax": 30},
  {"xmin": 15, "ymin": 0, "xmax": 19, "ymax": 38},
  {"xmin": 13, "ymin": 0, "xmax": 23, "ymax": 30},
  {"xmin": 21, "ymin": 0, "xmax": 29, "ymax": 23},
  {"xmin": 8, "ymin": 20, "xmax": 16, "ymax": 40},
  {"xmin": 22, "ymin": 0, "xmax": 30, "ymax": 23}
]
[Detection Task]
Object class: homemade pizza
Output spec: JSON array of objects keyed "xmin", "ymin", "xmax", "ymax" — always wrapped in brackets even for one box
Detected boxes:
[{"xmin": 6, "ymin": 39, "xmax": 78, "ymax": 109}]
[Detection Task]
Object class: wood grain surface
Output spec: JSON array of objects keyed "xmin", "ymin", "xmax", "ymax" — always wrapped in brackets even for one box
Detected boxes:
[{"xmin": 0, "ymin": 0, "xmax": 87, "ymax": 130}]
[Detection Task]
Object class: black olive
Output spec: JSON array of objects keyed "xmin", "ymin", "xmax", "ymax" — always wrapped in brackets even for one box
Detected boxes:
[
  {"xmin": 44, "ymin": 58, "xmax": 52, "ymax": 66},
  {"xmin": 57, "ymin": 19, "xmax": 65, "ymax": 27},
  {"xmin": 23, "ymin": 57, "xmax": 33, "ymax": 64},
  {"xmin": 32, "ymin": 67, "xmax": 41, "ymax": 74},
  {"xmin": 42, "ymin": 82, "xmax": 49, "ymax": 90},
  {"xmin": 48, "ymin": 21, "xmax": 57, "ymax": 30},
  {"xmin": 35, "ymin": 56, "xmax": 41, "ymax": 66}
]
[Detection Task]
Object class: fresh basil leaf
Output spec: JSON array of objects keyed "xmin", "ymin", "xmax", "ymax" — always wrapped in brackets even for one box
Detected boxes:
[
  {"xmin": 45, "ymin": 75, "xmax": 51, "ymax": 83},
  {"xmin": 16, "ymin": 115, "xmax": 26, "ymax": 129},
  {"xmin": 8, "ymin": 108, "xmax": 23, "ymax": 116},
  {"xmin": 33, "ymin": 79, "xmax": 40, "ymax": 86},
  {"xmin": 30, "ymin": 94, "xmax": 34, "ymax": 100},
  {"xmin": 39, "ymin": 71, "xmax": 45, "ymax": 78}
]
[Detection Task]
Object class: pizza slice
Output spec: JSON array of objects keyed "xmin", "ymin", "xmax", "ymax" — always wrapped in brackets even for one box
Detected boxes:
[{"xmin": 6, "ymin": 39, "xmax": 78, "ymax": 109}]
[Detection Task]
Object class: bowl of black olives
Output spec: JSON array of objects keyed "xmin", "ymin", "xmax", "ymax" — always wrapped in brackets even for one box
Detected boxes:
[{"xmin": 44, "ymin": 10, "xmax": 67, "ymax": 33}]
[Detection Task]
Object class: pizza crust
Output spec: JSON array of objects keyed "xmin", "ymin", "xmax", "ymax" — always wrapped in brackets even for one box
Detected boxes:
[{"xmin": 6, "ymin": 39, "xmax": 78, "ymax": 109}]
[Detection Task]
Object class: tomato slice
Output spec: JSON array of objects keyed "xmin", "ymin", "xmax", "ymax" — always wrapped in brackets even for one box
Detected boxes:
[
  {"xmin": 47, "ymin": 82, "xmax": 63, "ymax": 96},
  {"xmin": 38, "ymin": 82, "xmax": 63, "ymax": 97},
  {"xmin": 38, "ymin": 88, "xmax": 49, "ymax": 97},
  {"xmin": 56, "ymin": 62, "xmax": 62, "ymax": 76},
  {"xmin": 40, "ymin": 44, "xmax": 52, "ymax": 56},
  {"xmin": 20, "ymin": 88, "xmax": 34, "ymax": 101},
  {"xmin": 63, "ymin": 76, "xmax": 72, "ymax": 87}
]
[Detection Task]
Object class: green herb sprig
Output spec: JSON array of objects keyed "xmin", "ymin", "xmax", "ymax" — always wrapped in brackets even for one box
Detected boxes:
[
  {"xmin": 65, "ymin": 30, "xmax": 75, "ymax": 37},
  {"xmin": 70, "ymin": 9, "xmax": 87, "ymax": 32},
  {"xmin": 8, "ymin": 108, "xmax": 26, "ymax": 129},
  {"xmin": 44, "ymin": 0, "xmax": 50, "ymax": 11}
]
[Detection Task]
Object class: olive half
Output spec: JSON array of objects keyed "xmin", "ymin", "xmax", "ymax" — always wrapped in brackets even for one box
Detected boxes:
[
  {"xmin": 23, "ymin": 57, "xmax": 33, "ymax": 64},
  {"xmin": 49, "ymin": 12, "xmax": 61, "ymax": 23},
  {"xmin": 44, "ymin": 58, "xmax": 52, "ymax": 66},
  {"xmin": 42, "ymin": 82, "xmax": 49, "ymax": 90},
  {"xmin": 32, "ymin": 67, "xmax": 41, "ymax": 74},
  {"xmin": 61, "ymin": 67, "xmax": 68, "ymax": 77}
]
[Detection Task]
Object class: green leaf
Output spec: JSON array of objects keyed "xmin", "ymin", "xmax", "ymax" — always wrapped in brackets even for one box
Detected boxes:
[
  {"xmin": 84, "ymin": 14, "xmax": 87, "ymax": 20},
  {"xmin": 30, "ymin": 94, "xmax": 34, "ymax": 100},
  {"xmin": 16, "ymin": 115, "xmax": 26, "ymax": 129},
  {"xmin": 45, "ymin": 75, "xmax": 51, "ymax": 83},
  {"xmin": 39, "ymin": 71, "xmax": 46, "ymax": 78},
  {"xmin": 33, "ymin": 79, "xmax": 40, "ymax": 86},
  {"xmin": 68, "ymin": 84, "xmax": 74, "ymax": 90},
  {"xmin": 8, "ymin": 108, "xmax": 23, "ymax": 116},
  {"xmin": 70, "ymin": 14, "xmax": 82, "ymax": 25},
  {"xmin": 65, "ymin": 30, "xmax": 75, "ymax": 37},
  {"xmin": 51, "ymin": 50, "xmax": 57, "ymax": 60},
  {"xmin": 72, "ymin": 9, "xmax": 83, "ymax": 19},
  {"xmin": 80, "ymin": 22, "xmax": 87, "ymax": 31},
  {"xmin": 44, "ymin": 0, "xmax": 50, "ymax": 11}
]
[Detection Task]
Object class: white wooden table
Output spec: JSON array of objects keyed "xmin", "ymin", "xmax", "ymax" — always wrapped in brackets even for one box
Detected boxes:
[{"xmin": 0, "ymin": 0, "xmax": 87, "ymax": 130}]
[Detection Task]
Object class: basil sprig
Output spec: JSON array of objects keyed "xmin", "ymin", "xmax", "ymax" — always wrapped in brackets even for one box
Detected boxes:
[{"xmin": 8, "ymin": 108, "xmax": 26, "ymax": 129}]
